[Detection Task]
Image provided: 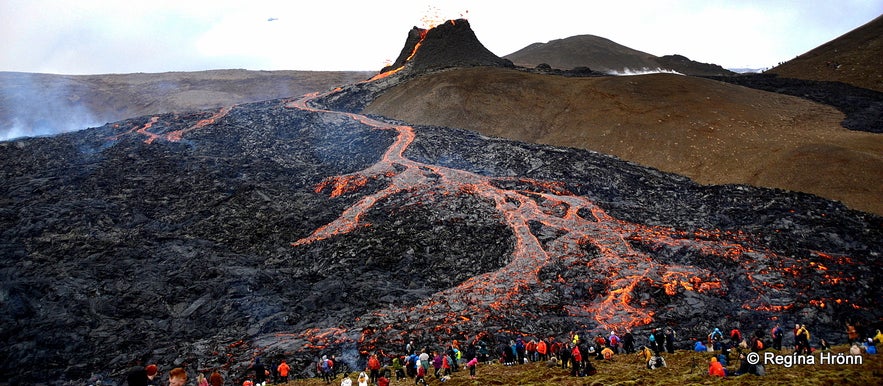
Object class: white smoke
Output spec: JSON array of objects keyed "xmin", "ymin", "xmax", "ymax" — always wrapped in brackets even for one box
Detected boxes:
[
  {"xmin": 607, "ymin": 67, "xmax": 684, "ymax": 76},
  {"xmin": 0, "ymin": 73, "xmax": 102, "ymax": 141}
]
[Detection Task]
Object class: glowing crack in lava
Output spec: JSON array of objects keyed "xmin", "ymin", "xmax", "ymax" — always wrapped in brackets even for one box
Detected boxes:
[
  {"xmin": 107, "ymin": 106, "xmax": 233, "ymax": 144},
  {"xmin": 284, "ymin": 90, "xmax": 857, "ymax": 351}
]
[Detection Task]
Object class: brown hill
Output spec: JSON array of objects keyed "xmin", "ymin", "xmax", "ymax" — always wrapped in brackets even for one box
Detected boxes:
[
  {"xmin": 363, "ymin": 67, "xmax": 883, "ymax": 215},
  {"xmin": 504, "ymin": 35, "xmax": 733, "ymax": 76},
  {"xmin": 0, "ymin": 69, "xmax": 372, "ymax": 139},
  {"xmin": 768, "ymin": 14, "xmax": 883, "ymax": 92}
]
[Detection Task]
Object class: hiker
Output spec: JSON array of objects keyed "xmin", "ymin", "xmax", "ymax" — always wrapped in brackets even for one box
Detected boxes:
[
  {"xmin": 277, "ymin": 360, "xmax": 290, "ymax": 383},
  {"xmin": 639, "ymin": 346, "xmax": 653, "ymax": 363},
  {"xmin": 377, "ymin": 370, "xmax": 390, "ymax": 386},
  {"xmin": 247, "ymin": 358, "xmax": 267, "ymax": 386},
  {"xmin": 594, "ymin": 334, "xmax": 607, "ymax": 359},
  {"xmin": 367, "ymin": 353, "xmax": 382, "ymax": 384},
  {"xmin": 874, "ymin": 329, "xmax": 883, "ymax": 344},
  {"xmin": 708, "ymin": 357, "xmax": 726, "ymax": 377},
  {"xmin": 515, "ymin": 338, "xmax": 526, "ymax": 364},
  {"xmin": 414, "ymin": 362, "xmax": 427, "ymax": 386},
  {"xmin": 466, "ymin": 356, "xmax": 478, "ymax": 379},
  {"xmin": 609, "ymin": 331, "xmax": 620, "ymax": 354},
  {"xmin": 570, "ymin": 344, "xmax": 582, "ymax": 376},
  {"xmin": 730, "ymin": 328, "xmax": 742, "ymax": 344},
  {"xmin": 537, "ymin": 338, "xmax": 548, "ymax": 361},
  {"xmin": 795, "ymin": 324, "xmax": 811, "ymax": 355},
  {"xmin": 622, "ymin": 331, "xmax": 635, "ymax": 354},
  {"xmin": 694, "ymin": 339, "xmax": 707, "ymax": 352},
  {"xmin": 559, "ymin": 342, "xmax": 571, "ymax": 369},
  {"xmin": 318, "ymin": 355, "xmax": 334, "ymax": 384},
  {"xmin": 357, "ymin": 371, "xmax": 369, "ymax": 386},
  {"xmin": 478, "ymin": 340, "xmax": 490, "ymax": 362},
  {"xmin": 209, "ymin": 371, "xmax": 223, "ymax": 386},
  {"xmin": 526, "ymin": 339, "xmax": 537, "ymax": 362},
  {"xmin": 850, "ymin": 343, "xmax": 862, "ymax": 355},
  {"xmin": 601, "ymin": 346, "xmax": 614, "ymax": 360},
  {"xmin": 432, "ymin": 351, "xmax": 443, "ymax": 377},
  {"xmin": 197, "ymin": 373, "xmax": 208, "ymax": 386},
  {"xmin": 771, "ymin": 323, "xmax": 784, "ymax": 350},
  {"xmin": 648, "ymin": 354, "xmax": 666, "ymax": 369},
  {"xmin": 819, "ymin": 338, "xmax": 830, "ymax": 351},
  {"xmin": 392, "ymin": 355, "xmax": 406, "ymax": 380},
  {"xmin": 846, "ymin": 323, "xmax": 859, "ymax": 343},
  {"xmin": 339, "ymin": 373, "xmax": 353, "ymax": 386},
  {"xmin": 734, "ymin": 353, "xmax": 755, "ymax": 376},
  {"xmin": 664, "ymin": 327, "xmax": 676, "ymax": 354},
  {"xmin": 653, "ymin": 329, "xmax": 666, "ymax": 353},
  {"xmin": 168, "ymin": 368, "xmax": 187, "ymax": 386},
  {"xmin": 125, "ymin": 362, "xmax": 150, "ymax": 386}
]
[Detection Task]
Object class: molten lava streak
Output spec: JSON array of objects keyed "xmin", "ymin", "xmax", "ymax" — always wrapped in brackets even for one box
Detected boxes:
[
  {"xmin": 284, "ymin": 90, "xmax": 856, "ymax": 349},
  {"xmin": 107, "ymin": 106, "xmax": 233, "ymax": 144}
]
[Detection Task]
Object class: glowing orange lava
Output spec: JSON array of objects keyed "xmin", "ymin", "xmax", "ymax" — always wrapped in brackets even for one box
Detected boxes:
[
  {"xmin": 283, "ymin": 88, "xmax": 854, "ymax": 348},
  {"xmin": 107, "ymin": 106, "xmax": 232, "ymax": 144}
]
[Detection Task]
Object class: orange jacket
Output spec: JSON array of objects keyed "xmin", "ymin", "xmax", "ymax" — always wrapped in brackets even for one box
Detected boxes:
[
  {"xmin": 708, "ymin": 358, "xmax": 726, "ymax": 377},
  {"xmin": 277, "ymin": 362, "xmax": 290, "ymax": 377},
  {"xmin": 537, "ymin": 340, "xmax": 547, "ymax": 355}
]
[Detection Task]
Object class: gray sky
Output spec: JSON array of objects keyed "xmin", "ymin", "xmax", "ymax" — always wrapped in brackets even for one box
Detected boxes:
[{"xmin": 1, "ymin": 0, "xmax": 882, "ymax": 74}]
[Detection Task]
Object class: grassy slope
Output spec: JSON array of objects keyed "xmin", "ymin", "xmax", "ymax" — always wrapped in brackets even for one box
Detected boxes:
[
  {"xmin": 280, "ymin": 345, "xmax": 881, "ymax": 386},
  {"xmin": 364, "ymin": 67, "xmax": 883, "ymax": 215},
  {"xmin": 768, "ymin": 15, "xmax": 883, "ymax": 93}
]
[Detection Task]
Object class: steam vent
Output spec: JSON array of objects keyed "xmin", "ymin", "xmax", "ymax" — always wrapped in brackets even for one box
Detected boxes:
[{"xmin": 0, "ymin": 19, "xmax": 881, "ymax": 384}]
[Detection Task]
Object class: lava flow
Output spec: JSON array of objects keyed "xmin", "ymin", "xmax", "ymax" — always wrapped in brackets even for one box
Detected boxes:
[
  {"xmin": 107, "ymin": 106, "xmax": 233, "ymax": 144},
  {"xmin": 284, "ymin": 89, "xmax": 858, "ymax": 351}
]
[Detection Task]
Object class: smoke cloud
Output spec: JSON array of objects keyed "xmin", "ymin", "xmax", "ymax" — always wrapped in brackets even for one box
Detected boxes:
[{"xmin": 0, "ymin": 72, "xmax": 101, "ymax": 141}]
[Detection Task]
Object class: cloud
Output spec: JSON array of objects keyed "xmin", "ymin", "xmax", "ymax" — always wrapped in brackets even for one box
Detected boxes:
[{"xmin": 1, "ymin": 0, "xmax": 882, "ymax": 74}]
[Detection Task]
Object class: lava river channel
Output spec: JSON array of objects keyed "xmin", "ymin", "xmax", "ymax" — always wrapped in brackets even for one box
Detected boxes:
[{"xmin": 275, "ymin": 90, "xmax": 852, "ymax": 352}]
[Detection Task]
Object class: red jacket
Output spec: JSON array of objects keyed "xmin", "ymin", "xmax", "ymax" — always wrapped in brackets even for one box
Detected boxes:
[
  {"xmin": 368, "ymin": 356, "xmax": 381, "ymax": 371},
  {"xmin": 571, "ymin": 346, "xmax": 582, "ymax": 362},
  {"xmin": 537, "ymin": 340, "xmax": 548, "ymax": 355}
]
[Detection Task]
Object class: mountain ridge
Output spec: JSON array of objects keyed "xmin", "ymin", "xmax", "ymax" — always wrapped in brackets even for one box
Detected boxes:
[{"xmin": 503, "ymin": 34, "xmax": 733, "ymax": 76}]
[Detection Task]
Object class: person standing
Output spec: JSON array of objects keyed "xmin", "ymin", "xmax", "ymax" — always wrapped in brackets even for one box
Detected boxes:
[
  {"xmin": 664, "ymin": 327, "xmax": 676, "ymax": 354},
  {"xmin": 277, "ymin": 360, "xmax": 290, "ymax": 383},
  {"xmin": 537, "ymin": 338, "xmax": 548, "ymax": 362},
  {"xmin": 771, "ymin": 323, "xmax": 783, "ymax": 350},
  {"xmin": 168, "ymin": 368, "xmax": 187, "ymax": 386},
  {"xmin": 570, "ymin": 345, "xmax": 582, "ymax": 376},
  {"xmin": 209, "ymin": 371, "xmax": 223, "ymax": 386}
]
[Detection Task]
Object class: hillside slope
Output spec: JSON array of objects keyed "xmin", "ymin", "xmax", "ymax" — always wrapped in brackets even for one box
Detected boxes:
[
  {"xmin": 504, "ymin": 35, "xmax": 732, "ymax": 76},
  {"xmin": 363, "ymin": 67, "xmax": 883, "ymax": 215},
  {"xmin": 768, "ymin": 14, "xmax": 883, "ymax": 92}
]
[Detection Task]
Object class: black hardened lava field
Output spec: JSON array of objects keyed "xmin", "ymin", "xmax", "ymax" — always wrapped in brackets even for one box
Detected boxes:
[{"xmin": 1, "ymin": 19, "xmax": 880, "ymax": 384}]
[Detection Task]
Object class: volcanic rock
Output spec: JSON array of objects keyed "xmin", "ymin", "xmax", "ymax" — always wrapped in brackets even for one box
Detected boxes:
[
  {"xmin": 1, "ymin": 18, "xmax": 881, "ymax": 386},
  {"xmin": 380, "ymin": 19, "xmax": 513, "ymax": 75}
]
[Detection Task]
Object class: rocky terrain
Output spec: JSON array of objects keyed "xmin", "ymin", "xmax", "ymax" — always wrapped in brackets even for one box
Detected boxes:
[{"xmin": 0, "ymin": 18, "xmax": 881, "ymax": 385}]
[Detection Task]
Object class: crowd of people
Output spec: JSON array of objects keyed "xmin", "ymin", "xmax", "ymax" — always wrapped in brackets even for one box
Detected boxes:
[{"xmin": 122, "ymin": 322, "xmax": 881, "ymax": 385}]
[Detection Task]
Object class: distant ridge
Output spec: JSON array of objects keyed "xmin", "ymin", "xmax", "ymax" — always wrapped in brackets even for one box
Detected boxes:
[
  {"xmin": 504, "ymin": 34, "xmax": 733, "ymax": 76},
  {"xmin": 768, "ymin": 14, "xmax": 883, "ymax": 92}
]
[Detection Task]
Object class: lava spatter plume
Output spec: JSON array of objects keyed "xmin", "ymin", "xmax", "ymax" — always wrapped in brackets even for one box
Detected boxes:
[{"xmin": 284, "ymin": 88, "xmax": 859, "ymax": 352}]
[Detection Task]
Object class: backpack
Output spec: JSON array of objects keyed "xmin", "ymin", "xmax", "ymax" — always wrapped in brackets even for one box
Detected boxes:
[{"xmin": 321, "ymin": 359, "xmax": 330, "ymax": 373}]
